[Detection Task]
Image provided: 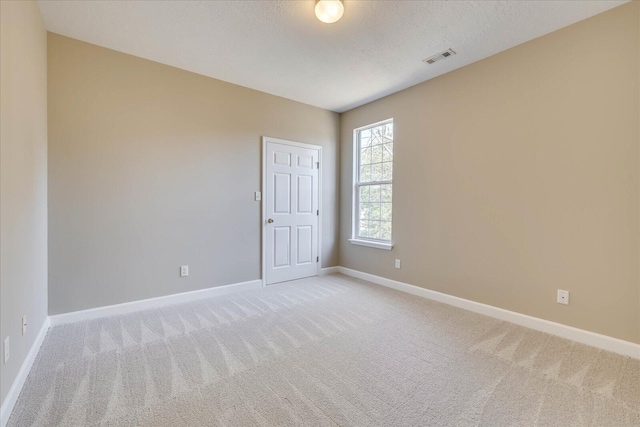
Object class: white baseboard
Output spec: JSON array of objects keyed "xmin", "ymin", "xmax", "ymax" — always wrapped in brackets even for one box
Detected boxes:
[
  {"xmin": 0, "ymin": 317, "xmax": 50, "ymax": 427},
  {"xmin": 49, "ymin": 279, "xmax": 263, "ymax": 326},
  {"xmin": 337, "ymin": 267, "xmax": 640, "ymax": 360},
  {"xmin": 319, "ymin": 266, "xmax": 341, "ymax": 275}
]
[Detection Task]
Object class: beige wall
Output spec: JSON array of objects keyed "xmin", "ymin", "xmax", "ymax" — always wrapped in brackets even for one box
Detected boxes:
[
  {"xmin": 340, "ymin": 3, "xmax": 640, "ymax": 344},
  {"xmin": 48, "ymin": 33, "xmax": 340, "ymax": 315},
  {"xmin": 0, "ymin": 1, "xmax": 49, "ymax": 407}
]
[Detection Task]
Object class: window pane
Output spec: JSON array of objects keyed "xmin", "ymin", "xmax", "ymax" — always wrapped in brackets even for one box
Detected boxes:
[
  {"xmin": 368, "ymin": 220, "xmax": 381, "ymax": 240},
  {"xmin": 371, "ymin": 145, "xmax": 383, "ymax": 163},
  {"xmin": 370, "ymin": 163, "xmax": 383, "ymax": 182},
  {"xmin": 370, "ymin": 203, "xmax": 381, "ymax": 220},
  {"xmin": 358, "ymin": 220, "xmax": 368, "ymax": 238},
  {"xmin": 359, "ymin": 204, "xmax": 368, "ymax": 220},
  {"xmin": 371, "ymin": 128, "xmax": 382, "ymax": 146},
  {"xmin": 382, "ymin": 143, "xmax": 393, "ymax": 162},
  {"xmin": 359, "ymin": 185, "xmax": 370, "ymax": 203},
  {"xmin": 360, "ymin": 146, "xmax": 372, "ymax": 166},
  {"xmin": 360, "ymin": 202, "xmax": 370, "ymax": 220},
  {"xmin": 358, "ymin": 183, "xmax": 391, "ymax": 239},
  {"xmin": 380, "ymin": 221, "xmax": 392, "ymax": 241},
  {"xmin": 381, "ymin": 184, "xmax": 392, "ymax": 202},
  {"xmin": 369, "ymin": 184, "xmax": 381, "ymax": 203},
  {"xmin": 382, "ymin": 163, "xmax": 393, "ymax": 181},
  {"xmin": 360, "ymin": 129, "xmax": 372, "ymax": 148},
  {"xmin": 383, "ymin": 123, "xmax": 393, "ymax": 141},
  {"xmin": 359, "ymin": 164, "xmax": 371, "ymax": 182},
  {"xmin": 381, "ymin": 203, "xmax": 392, "ymax": 222}
]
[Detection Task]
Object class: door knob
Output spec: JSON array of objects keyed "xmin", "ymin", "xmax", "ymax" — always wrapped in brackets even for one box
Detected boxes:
[{"xmin": 267, "ymin": 218, "xmax": 274, "ymax": 223}]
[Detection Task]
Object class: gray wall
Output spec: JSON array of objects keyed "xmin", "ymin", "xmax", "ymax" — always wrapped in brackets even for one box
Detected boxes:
[
  {"xmin": 0, "ymin": 1, "xmax": 49, "ymax": 407},
  {"xmin": 340, "ymin": 3, "xmax": 640, "ymax": 344},
  {"xmin": 48, "ymin": 34, "xmax": 340, "ymax": 315}
]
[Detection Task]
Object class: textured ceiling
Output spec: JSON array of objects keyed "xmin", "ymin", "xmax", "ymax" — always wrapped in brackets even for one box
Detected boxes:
[{"xmin": 37, "ymin": 0, "xmax": 627, "ymax": 112}]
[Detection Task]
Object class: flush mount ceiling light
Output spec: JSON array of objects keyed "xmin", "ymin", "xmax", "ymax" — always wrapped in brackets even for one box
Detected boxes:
[{"xmin": 315, "ymin": 0, "xmax": 344, "ymax": 24}]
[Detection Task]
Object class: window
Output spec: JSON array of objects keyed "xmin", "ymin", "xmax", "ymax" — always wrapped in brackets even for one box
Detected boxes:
[{"xmin": 350, "ymin": 119, "xmax": 393, "ymax": 250}]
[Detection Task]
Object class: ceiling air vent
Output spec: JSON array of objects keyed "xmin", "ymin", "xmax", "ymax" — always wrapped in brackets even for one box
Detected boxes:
[{"xmin": 423, "ymin": 49, "xmax": 456, "ymax": 65}]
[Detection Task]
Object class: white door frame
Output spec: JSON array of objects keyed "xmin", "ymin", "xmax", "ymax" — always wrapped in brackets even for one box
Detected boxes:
[{"xmin": 261, "ymin": 136, "xmax": 323, "ymax": 286}]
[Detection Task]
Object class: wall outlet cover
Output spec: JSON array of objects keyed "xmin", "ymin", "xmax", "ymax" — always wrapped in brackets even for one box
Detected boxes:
[
  {"xmin": 22, "ymin": 315, "xmax": 27, "ymax": 336},
  {"xmin": 180, "ymin": 265, "xmax": 189, "ymax": 277},
  {"xmin": 395, "ymin": 259, "xmax": 401, "ymax": 269},
  {"xmin": 557, "ymin": 289, "xmax": 570, "ymax": 305}
]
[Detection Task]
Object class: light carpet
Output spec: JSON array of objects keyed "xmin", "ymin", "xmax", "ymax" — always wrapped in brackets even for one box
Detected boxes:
[{"xmin": 8, "ymin": 274, "xmax": 640, "ymax": 426}]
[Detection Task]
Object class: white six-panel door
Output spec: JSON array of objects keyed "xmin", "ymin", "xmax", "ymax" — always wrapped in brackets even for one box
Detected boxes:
[{"xmin": 264, "ymin": 139, "xmax": 320, "ymax": 285}]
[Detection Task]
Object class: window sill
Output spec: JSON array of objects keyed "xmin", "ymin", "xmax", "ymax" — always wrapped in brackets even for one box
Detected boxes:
[{"xmin": 349, "ymin": 239, "xmax": 393, "ymax": 251}]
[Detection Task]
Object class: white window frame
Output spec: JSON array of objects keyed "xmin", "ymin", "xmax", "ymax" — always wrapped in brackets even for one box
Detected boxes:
[{"xmin": 349, "ymin": 118, "xmax": 394, "ymax": 251}]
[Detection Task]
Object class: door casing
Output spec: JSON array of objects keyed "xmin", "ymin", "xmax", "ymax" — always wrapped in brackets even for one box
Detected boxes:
[{"xmin": 261, "ymin": 136, "xmax": 323, "ymax": 286}]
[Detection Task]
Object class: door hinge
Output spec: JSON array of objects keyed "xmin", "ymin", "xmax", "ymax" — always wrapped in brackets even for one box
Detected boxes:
[
  {"xmin": 316, "ymin": 162, "xmax": 319, "ymax": 169},
  {"xmin": 317, "ymin": 256, "xmax": 319, "ymax": 262},
  {"xmin": 316, "ymin": 210, "xmax": 319, "ymax": 216}
]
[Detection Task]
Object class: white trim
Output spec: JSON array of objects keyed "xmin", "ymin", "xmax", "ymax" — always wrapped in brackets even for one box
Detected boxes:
[
  {"xmin": 262, "ymin": 138, "xmax": 267, "ymax": 286},
  {"xmin": 262, "ymin": 136, "xmax": 322, "ymax": 151},
  {"xmin": 49, "ymin": 279, "xmax": 262, "ymax": 326},
  {"xmin": 348, "ymin": 238, "xmax": 393, "ymax": 250},
  {"xmin": 261, "ymin": 136, "xmax": 323, "ymax": 286},
  {"xmin": 317, "ymin": 146, "xmax": 323, "ymax": 275},
  {"xmin": 319, "ymin": 266, "xmax": 340, "ymax": 275},
  {"xmin": 1, "ymin": 317, "xmax": 50, "ymax": 427},
  {"xmin": 353, "ymin": 118, "xmax": 395, "ymax": 132},
  {"xmin": 336, "ymin": 267, "xmax": 640, "ymax": 360}
]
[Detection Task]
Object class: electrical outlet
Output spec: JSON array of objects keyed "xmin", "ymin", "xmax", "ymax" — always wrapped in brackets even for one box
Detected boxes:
[
  {"xmin": 180, "ymin": 265, "xmax": 189, "ymax": 277},
  {"xmin": 4, "ymin": 337, "xmax": 9, "ymax": 364},
  {"xmin": 395, "ymin": 259, "xmax": 401, "ymax": 269},
  {"xmin": 22, "ymin": 315, "xmax": 27, "ymax": 336},
  {"xmin": 254, "ymin": 191, "xmax": 261, "ymax": 201},
  {"xmin": 557, "ymin": 289, "xmax": 569, "ymax": 305}
]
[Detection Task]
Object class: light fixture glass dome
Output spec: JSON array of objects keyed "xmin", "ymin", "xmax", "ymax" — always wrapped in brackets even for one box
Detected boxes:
[{"xmin": 315, "ymin": 0, "xmax": 344, "ymax": 24}]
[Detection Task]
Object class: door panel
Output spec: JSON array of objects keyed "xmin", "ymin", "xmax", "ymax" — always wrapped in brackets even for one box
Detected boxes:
[
  {"xmin": 297, "ymin": 154, "xmax": 313, "ymax": 169},
  {"xmin": 297, "ymin": 175, "xmax": 313, "ymax": 214},
  {"xmin": 273, "ymin": 227, "xmax": 291, "ymax": 267},
  {"xmin": 274, "ymin": 173, "xmax": 291, "ymax": 214},
  {"xmin": 274, "ymin": 151, "xmax": 291, "ymax": 166},
  {"xmin": 265, "ymin": 141, "xmax": 319, "ymax": 285},
  {"xmin": 297, "ymin": 225, "xmax": 313, "ymax": 264}
]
